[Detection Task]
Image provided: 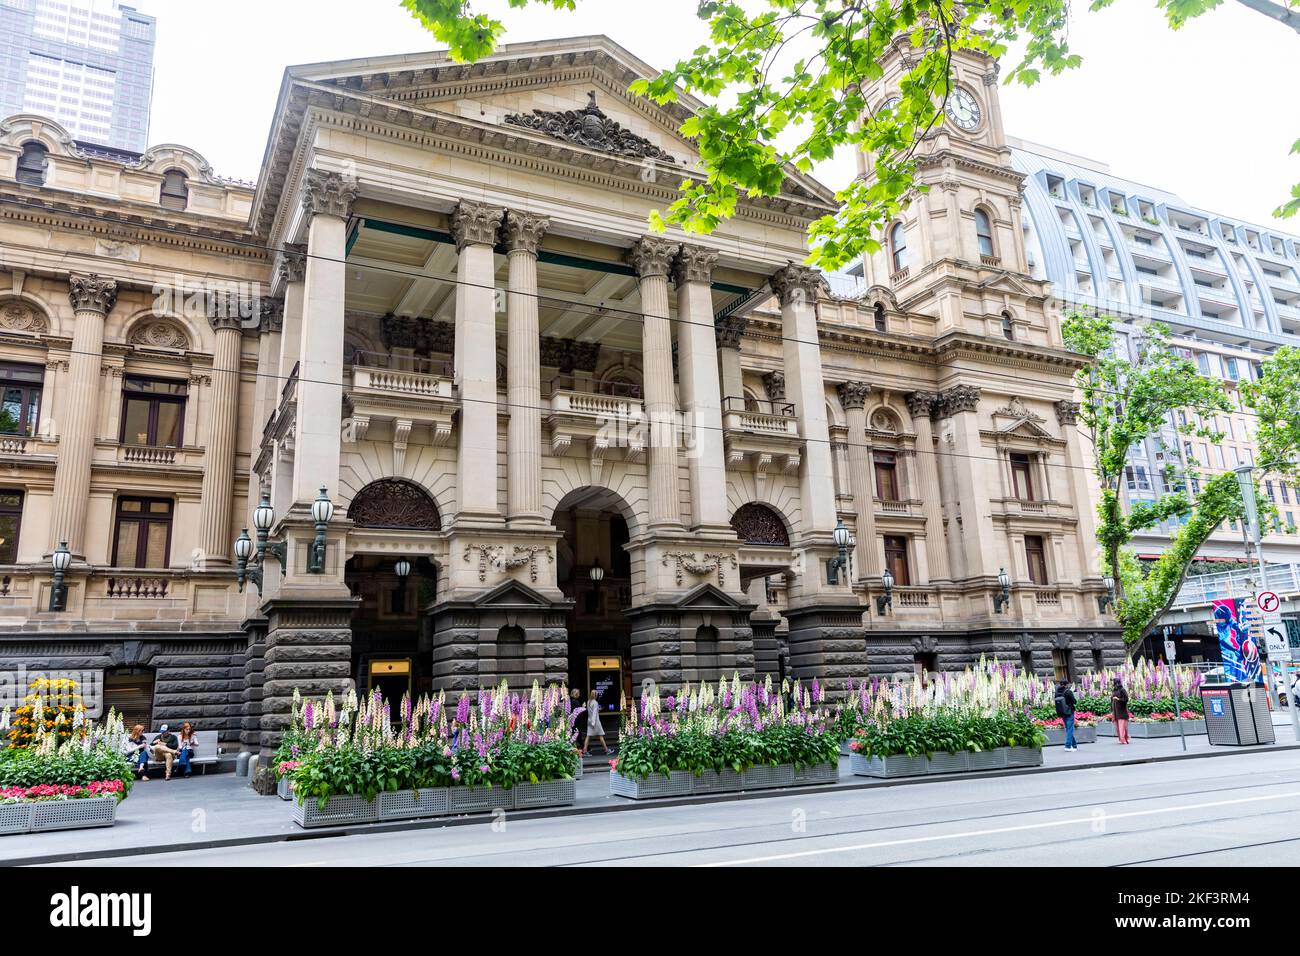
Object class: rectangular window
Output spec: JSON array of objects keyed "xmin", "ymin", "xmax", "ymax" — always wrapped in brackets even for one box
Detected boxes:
[
  {"xmin": 1010, "ymin": 453, "xmax": 1035, "ymax": 501},
  {"xmin": 1025, "ymin": 535, "xmax": 1048, "ymax": 585},
  {"xmin": 873, "ymin": 452, "xmax": 899, "ymax": 502},
  {"xmin": 0, "ymin": 362, "xmax": 44, "ymax": 436},
  {"xmin": 883, "ymin": 535, "xmax": 910, "ymax": 587},
  {"xmin": 111, "ymin": 496, "xmax": 173, "ymax": 568},
  {"xmin": 120, "ymin": 376, "xmax": 187, "ymax": 447},
  {"xmin": 1225, "ymin": 358, "xmax": 1240, "ymax": 380},
  {"xmin": 0, "ymin": 490, "xmax": 23, "ymax": 563}
]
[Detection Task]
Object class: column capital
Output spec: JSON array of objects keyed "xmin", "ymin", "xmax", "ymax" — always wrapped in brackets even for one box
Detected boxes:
[
  {"xmin": 626, "ymin": 236, "xmax": 679, "ymax": 278},
  {"xmin": 934, "ymin": 384, "xmax": 981, "ymax": 418},
  {"xmin": 836, "ymin": 381, "xmax": 871, "ymax": 411},
  {"xmin": 259, "ymin": 298, "xmax": 284, "ymax": 335},
  {"xmin": 504, "ymin": 211, "xmax": 550, "ymax": 255},
  {"xmin": 451, "ymin": 200, "xmax": 505, "ymax": 252},
  {"xmin": 67, "ymin": 273, "xmax": 117, "ymax": 315},
  {"xmin": 276, "ymin": 243, "xmax": 307, "ymax": 285},
  {"xmin": 673, "ymin": 244, "xmax": 718, "ymax": 285},
  {"xmin": 715, "ymin": 313, "xmax": 748, "ymax": 349},
  {"xmin": 769, "ymin": 262, "xmax": 820, "ymax": 308},
  {"xmin": 1054, "ymin": 399, "xmax": 1081, "ymax": 425},
  {"xmin": 904, "ymin": 390, "xmax": 940, "ymax": 419},
  {"xmin": 301, "ymin": 169, "xmax": 358, "ymax": 221}
]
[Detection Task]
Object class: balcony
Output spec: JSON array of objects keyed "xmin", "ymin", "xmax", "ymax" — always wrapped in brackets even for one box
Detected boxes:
[
  {"xmin": 0, "ymin": 432, "xmax": 58, "ymax": 466},
  {"xmin": 722, "ymin": 396, "xmax": 802, "ymax": 474},
  {"xmin": 345, "ymin": 351, "xmax": 457, "ymax": 449},
  {"xmin": 547, "ymin": 385, "xmax": 645, "ymax": 462}
]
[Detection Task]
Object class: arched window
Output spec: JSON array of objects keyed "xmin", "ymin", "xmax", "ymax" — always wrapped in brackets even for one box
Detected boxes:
[
  {"xmin": 873, "ymin": 302, "xmax": 887, "ymax": 333},
  {"xmin": 975, "ymin": 208, "xmax": 995, "ymax": 257},
  {"xmin": 15, "ymin": 142, "xmax": 49, "ymax": 186},
  {"xmin": 348, "ymin": 479, "xmax": 441, "ymax": 530},
  {"xmin": 730, "ymin": 502, "xmax": 790, "ymax": 546},
  {"xmin": 1001, "ymin": 310, "xmax": 1015, "ymax": 341},
  {"xmin": 160, "ymin": 169, "xmax": 189, "ymax": 211},
  {"xmin": 889, "ymin": 222, "xmax": 908, "ymax": 273}
]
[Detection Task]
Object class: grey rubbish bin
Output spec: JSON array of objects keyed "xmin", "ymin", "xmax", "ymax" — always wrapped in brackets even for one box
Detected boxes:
[{"xmin": 1200, "ymin": 682, "xmax": 1276, "ymax": 746}]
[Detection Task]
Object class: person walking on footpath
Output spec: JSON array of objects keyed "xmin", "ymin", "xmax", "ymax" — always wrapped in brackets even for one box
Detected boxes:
[
  {"xmin": 1054, "ymin": 679, "xmax": 1078, "ymax": 751},
  {"xmin": 584, "ymin": 691, "xmax": 610, "ymax": 756},
  {"xmin": 569, "ymin": 687, "xmax": 588, "ymax": 755},
  {"xmin": 1110, "ymin": 677, "xmax": 1131, "ymax": 745}
]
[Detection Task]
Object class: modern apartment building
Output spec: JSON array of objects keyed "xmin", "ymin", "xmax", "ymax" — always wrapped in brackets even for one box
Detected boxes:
[
  {"xmin": 0, "ymin": 0, "xmax": 155, "ymax": 152},
  {"xmin": 1011, "ymin": 138, "xmax": 1300, "ymax": 568}
]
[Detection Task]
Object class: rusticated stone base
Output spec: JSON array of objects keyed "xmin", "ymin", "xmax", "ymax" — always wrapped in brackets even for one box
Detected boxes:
[
  {"xmin": 863, "ymin": 626, "xmax": 1126, "ymax": 679},
  {"xmin": 259, "ymin": 592, "xmax": 358, "ymax": 755},
  {"xmin": 626, "ymin": 583, "xmax": 756, "ymax": 695},
  {"xmin": 426, "ymin": 580, "xmax": 571, "ymax": 691},
  {"xmin": 239, "ymin": 619, "xmax": 267, "ymax": 752},
  {"xmin": 751, "ymin": 616, "xmax": 782, "ymax": 681},
  {"xmin": 784, "ymin": 603, "xmax": 870, "ymax": 694}
]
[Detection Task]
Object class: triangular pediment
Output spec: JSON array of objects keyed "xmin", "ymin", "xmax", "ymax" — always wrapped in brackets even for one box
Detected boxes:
[
  {"xmin": 996, "ymin": 418, "xmax": 1056, "ymax": 440},
  {"xmin": 472, "ymin": 579, "xmax": 554, "ymax": 608},
  {"xmin": 975, "ymin": 272, "xmax": 1038, "ymax": 297},
  {"xmin": 281, "ymin": 35, "xmax": 837, "ymax": 208},
  {"xmin": 672, "ymin": 582, "xmax": 749, "ymax": 611}
]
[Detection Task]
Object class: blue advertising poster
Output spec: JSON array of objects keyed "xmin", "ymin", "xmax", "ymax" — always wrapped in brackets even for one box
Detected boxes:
[{"xmin": 1213, "ymin": 597, "xmax": 1263, "ymax": 684}]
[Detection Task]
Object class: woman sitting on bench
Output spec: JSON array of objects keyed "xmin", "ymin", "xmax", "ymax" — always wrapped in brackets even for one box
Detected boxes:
[
  {"xmin": 126, "ymin": 725, "xmax": 150, "ymax": 779},
  {"xmin": 176, "ymin": 722, "xmax": 198, "ymax": 778}
]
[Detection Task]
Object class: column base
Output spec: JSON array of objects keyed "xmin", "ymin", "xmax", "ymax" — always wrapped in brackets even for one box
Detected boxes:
[
  {"xmin": 427, "ymin": 579, "xmax": 572, "ymax": 691},
  {"xmin": 626, "ymin": 583, "xmax": 757, "ymax": 696},
  {"xmin": 258, "ymin": 589, "xmax": 358, "ymax": 755}
]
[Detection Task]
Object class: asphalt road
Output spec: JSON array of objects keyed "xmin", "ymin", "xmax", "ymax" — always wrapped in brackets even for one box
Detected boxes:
[{"xmin": 47, "ymin": 750, "xmax": 1300, "ymax": 867}]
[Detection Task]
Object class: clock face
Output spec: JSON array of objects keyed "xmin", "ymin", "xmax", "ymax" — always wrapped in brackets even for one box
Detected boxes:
[{"xmin": 944, "ymin": 87, "xmax": 982, "ymax": 131}]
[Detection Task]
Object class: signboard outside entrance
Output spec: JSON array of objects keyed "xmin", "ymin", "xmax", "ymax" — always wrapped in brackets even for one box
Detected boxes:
[{"xmin": 587, "ymin": 656, "xmax": 622, "ymax": 715}]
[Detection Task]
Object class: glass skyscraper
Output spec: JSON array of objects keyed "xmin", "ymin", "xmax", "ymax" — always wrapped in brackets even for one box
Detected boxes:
[{"xmin": 0, "ymin": 0, "xmax": 155, "ymax": 153}]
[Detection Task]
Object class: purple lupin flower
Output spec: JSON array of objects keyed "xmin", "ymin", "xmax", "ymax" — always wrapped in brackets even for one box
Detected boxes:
[{"xmin": 456, "ymin": 694, "xmax": 470, "ymax": 725}]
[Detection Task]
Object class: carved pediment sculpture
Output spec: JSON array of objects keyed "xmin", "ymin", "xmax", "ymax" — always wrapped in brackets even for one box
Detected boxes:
[{"xmin": 504, "ymin": 91, "xmax": 678, "ymax": 163}]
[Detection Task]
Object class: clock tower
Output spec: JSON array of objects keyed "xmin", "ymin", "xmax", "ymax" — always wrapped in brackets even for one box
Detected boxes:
[{"xmin": 856, "ymin": 39, "xmax": 1055, "ymax": 345}]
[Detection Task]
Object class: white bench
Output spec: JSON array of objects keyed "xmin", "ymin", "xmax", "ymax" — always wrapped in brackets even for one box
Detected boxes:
[{"xmin": 137, "ymin": 730, "xmax": 220, "ymax": 776}]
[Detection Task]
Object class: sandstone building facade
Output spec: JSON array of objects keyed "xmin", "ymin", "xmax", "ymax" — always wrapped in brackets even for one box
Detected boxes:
[{"xmin": 0, "ymin": 36, "xmax": 1120, "ymax": 753}]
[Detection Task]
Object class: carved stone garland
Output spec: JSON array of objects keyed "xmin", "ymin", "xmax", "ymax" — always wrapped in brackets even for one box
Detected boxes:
[
  {"xmin": 464, "ymin": 544, "xmax": 554, "ymax": 583},
  {"xmin": 662, "ymin": 551, "xmax": 738, "ymax": 587}
]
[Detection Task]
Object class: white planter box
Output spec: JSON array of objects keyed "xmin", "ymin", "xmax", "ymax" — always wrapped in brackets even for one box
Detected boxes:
[
  {"xmin": 277, "ymin": 775, "xmax": 293, "ymax": 800},
  {"xmin": 852, "ymin": 747, "xmax": 1041, "ymax": 778},
  {"xmin": 1098, "ymin": 719, "xmax": 1206, "ymax": 738},
  {"xmin": 609, "ymin": 762, "xmax": 837, "ymax": 800},
  {"xmin": 1043, "ymin": 726, "xmax": 1098, "ymax": 746},
  {"xmin": 0, "ymin": 796, "xmax": 119, "ymax": 836},
  {"xmin": 291, "ymin": 779, "xmax": 576, "ymax": 829}
]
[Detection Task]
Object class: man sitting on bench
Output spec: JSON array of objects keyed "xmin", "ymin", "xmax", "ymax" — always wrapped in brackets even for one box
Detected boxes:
[{"xmin": 151, "ymin": 724, "xmax": 181, "ymax": 781}]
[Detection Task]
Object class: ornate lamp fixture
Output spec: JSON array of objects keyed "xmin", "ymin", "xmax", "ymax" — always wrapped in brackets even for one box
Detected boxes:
[
  {"xmin": 876, "ymin": 567, "xmax": 895, "ymax": 617},
  {"xmin": 49, "ymin": 541, "xmax": 71, "ymax": 612},
  {"xmin": 589, "ymin": 557, "xmax": 605, "ymax": 587},
  {"xmin": 993, "ymin": 567, "xmax": 1012, "ymax": 614},
  {"xmin": 1098, "ymin": 573, "xmax": 1116, "ymax": 614},
  {"xmin": 394, "ymin": 558, "xmax": 412, "ymax": 580},
  {"xmin": 308, "ymin": 487, "xmax": 334, "ymax": 574},
  {"xmin": 828, "ymin": 519, "xmax": 851, "ymax": 585},
  {"xmin": 234, "ymin": 493, "xmax": 287, "ymax": 597}
]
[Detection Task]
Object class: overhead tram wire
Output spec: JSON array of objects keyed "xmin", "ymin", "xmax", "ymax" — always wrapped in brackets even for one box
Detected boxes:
[{"xmin": 4, "ymin": 194, "xmax": 1286, "ymax": 416}]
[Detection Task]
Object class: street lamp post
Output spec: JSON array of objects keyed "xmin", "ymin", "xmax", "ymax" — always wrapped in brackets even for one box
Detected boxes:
[
  {"xmin": 48, "ymin": 541, "xmax": 71, "ymax": 612},
  {"xmin": 1098, "ymin": 573, "xmax": 1116, "ymax": 614},
  {"xmin": 876, "ymin": 567, "xmax": 894, "ymax": 616}
]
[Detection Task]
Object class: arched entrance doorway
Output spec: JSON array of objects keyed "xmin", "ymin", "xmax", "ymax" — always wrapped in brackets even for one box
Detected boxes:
[
  {"xmin": 552, "ymin": 486, "xmax": 636, "ymax": 717},
  {"xmin": 344, "ymin": 479, "xmax": 442, "ymax": 700},
  {"xmin": 731, "ymin": 502, "xmax": 794, "ymax": 683}
]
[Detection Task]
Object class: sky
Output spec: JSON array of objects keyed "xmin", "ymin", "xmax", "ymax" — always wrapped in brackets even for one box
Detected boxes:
[{"xmin": 135, "ymin": 0, "xmax": 1300, "ymax": 232}]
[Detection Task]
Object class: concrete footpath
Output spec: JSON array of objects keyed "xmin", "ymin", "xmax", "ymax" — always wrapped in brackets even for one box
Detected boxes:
[{"xmin": 6, "ymin": 716, "xmax": 1297, "ymax": 866}]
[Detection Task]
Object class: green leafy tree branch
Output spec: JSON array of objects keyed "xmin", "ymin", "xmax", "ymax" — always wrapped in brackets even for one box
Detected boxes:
[{"xmin": 401, "ymin": 0, "xmax": 1300, "ymax": 268}]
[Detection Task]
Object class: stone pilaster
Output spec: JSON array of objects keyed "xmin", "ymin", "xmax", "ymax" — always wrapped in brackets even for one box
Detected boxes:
[
  {"xmin": 505, "ymin": 211, "xmax": 548, "ymax": 524},
  {"xmin": 673, "ymin": 244, "xmax": 730, "ymax": 532},
  {"xmin": 197, "ymin": 312, "xmax": 242, "ymax": 566},
  {"xmin": 292, "ymin": 172, "xmax": 355, "ymax": 507},
  {"xmin": 935, "ymin": 384, "xmax": 991, "ymax": 584},
  {"xmin": 452, "ymin": 201, "xmax": 505, "ymax": 522},
  {"xmin": 49, "ymin": 273, "xmax": 116, "ymax": 556},
  {"xmin": 1055, "ymin": 399, "xmax": 1100, "ymax": 580},
  {"xmin": 627, "ymin": 236, "xmax": 681, "ymax": 531},
  {"xmin": 906, "ymin": 390, "xmax": 951, "ymax": 581},
  {"xmin": 715, "ymin": 314, "xmax": 747, "ymax": 400},
  {"xmin": 838, "ymin": 381, "xmax": 880, "ymax": 579}
]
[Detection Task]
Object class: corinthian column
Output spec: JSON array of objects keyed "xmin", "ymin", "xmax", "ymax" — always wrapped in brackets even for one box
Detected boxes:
[
  {"xmin": 627, "ymin": 237, "xmax": 681, "ymax": 531},
  {"xmin": 197, "ymin": 309, "xmax": 243, "ymax": 566},
  {"xmin": 771, "ymin": 264, "xmax": 837, "ymax": 541},
  {"xmin": 673, "ymin": 244, "xmax": 729, "ymax": 531},
  {"xmin": 838, "ymin": 381, "xmax": 879, "ymax": 579},
  {"xmin": 935, "ymin": 384, "xmax": 991, "ymax": 582},
  {"xmin": 452, "ymin": 200, "xmax": 505, "ymax": 521},
  {"xmin": 505, "ymin": 211, "xmax": 548, "ymax": 524},
  {"xmin": 49, "ymin": 274, "xmax": 117, "ymax": 557},
  {"xmin": 292, "ymin": 169, "xmax": 357, "ymax": 505},
  {"xmin": 906, "ymin": 391, "xmax": 951, "ymax": 581}
]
